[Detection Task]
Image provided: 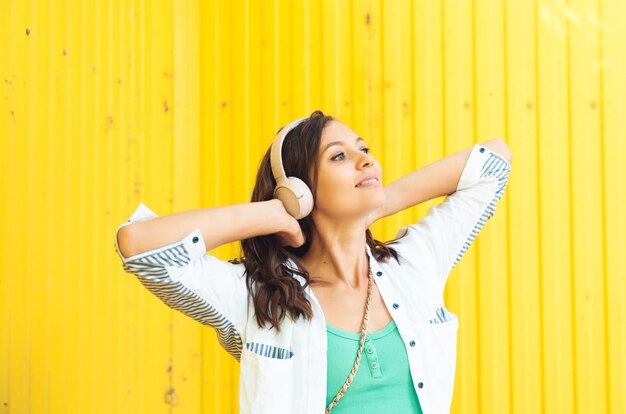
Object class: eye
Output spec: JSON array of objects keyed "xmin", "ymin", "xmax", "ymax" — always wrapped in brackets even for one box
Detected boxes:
[{"xmin": 331, "ymin": 147, "xmax": 370, "ymax": 161}]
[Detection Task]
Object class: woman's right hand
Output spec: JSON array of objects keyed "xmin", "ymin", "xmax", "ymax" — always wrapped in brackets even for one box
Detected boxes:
[{"xmin": 271, "ymin": 199, "xmax": 306, "ymax": 248}]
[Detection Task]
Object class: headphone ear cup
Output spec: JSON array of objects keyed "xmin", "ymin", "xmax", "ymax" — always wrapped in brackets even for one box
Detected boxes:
[
  {"xmin": 274, "ymin": 176, "xmax": 314, "ymax": 219},
  {"xmin": 288, "ymin": 176, "xmax": 314, "ymax": 218}
]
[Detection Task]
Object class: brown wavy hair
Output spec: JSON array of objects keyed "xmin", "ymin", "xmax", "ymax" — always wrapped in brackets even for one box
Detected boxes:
[{"xmin": 230, "ymin": 110, "xmax": 399, "ymax": 332}]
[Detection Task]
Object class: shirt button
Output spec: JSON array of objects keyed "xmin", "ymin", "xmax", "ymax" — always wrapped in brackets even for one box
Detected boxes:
[
  {"xmin": 392, "ymin": 303, "xmax": 399, "ymax": 309},
  {"xmin": 366, "ymin": 347, "xmax": 374, "ymax": 354},
  {"xmin": 371, "ymin": 362, "xmax": 379, "ymax": 369},
  {"xmin": 418, "ymin": 382, "xmax": 424, "ymax": 389},
  {"xmin": 376, "ymin": 271, "xmax": 383, "ymax": 277},
  {"xmin": 192, "ymin": 236, "xmax": 199, "ymax": 243},
  {"xmin": 409, "ymin": 340, "xmax": 416, "ymax": 347},
  {"xmin": 479, "ymin": 147, "xmax": 485, "ymax": 153}
]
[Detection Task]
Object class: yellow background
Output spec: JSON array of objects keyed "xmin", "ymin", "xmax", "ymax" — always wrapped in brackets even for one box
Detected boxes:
[{"xmin": 1, "ymin": 0, "xmax": 625, "ymax": 413}]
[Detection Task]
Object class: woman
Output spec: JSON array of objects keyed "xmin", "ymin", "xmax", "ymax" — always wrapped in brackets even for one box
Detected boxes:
[{"xmin": 114, "ymin": 110, "xmax": 512, "ymax": 414}]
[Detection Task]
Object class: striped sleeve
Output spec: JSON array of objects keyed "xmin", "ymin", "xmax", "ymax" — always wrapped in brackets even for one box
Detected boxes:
[
  {"xmin": 392, "ymin": 143, "xmax": 512, "ymax": 290},
  {"xmin": 113, "ymin": 203, "xmax": 247, "ymax": 361}
]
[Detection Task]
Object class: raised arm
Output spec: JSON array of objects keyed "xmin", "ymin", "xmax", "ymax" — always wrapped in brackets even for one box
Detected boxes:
[
  {"xmin": 117, "ymin": 198, "xmax": 302, "ymax": 258},
  {"xmin": 113, "ymin": 198, "xmax": 305, "ymax": 362},
  {"xmin": 368, "ymin": 138, "xmax": 512, "ymax": 226}
]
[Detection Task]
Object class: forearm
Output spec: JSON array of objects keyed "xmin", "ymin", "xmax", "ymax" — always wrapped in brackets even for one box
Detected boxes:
[
  {"xmin": 117, "ymin": 199, "xmax": 286, "ymax": 258},
  {"xmin": 374, "ymin": 139, "xmax": 511, "ymax": 221}
]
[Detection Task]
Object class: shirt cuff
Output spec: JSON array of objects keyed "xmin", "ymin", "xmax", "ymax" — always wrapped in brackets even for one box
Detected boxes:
[
  {"xmin": 456, "ymin": 143, "xmax": 512, "ymax": 192},
  {"xmin": 114, "ymin": 203, "xmax": 208, "ymax": 265}
]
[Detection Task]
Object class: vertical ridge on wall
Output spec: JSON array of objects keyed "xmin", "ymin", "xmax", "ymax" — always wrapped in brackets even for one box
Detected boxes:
[
  {"xmin": 569, "ymin": 0, "xmax": 606, "ymax": 411},
  {"xmin": 27, "ymin": 0, "xmax": 43, "ymax": 410},
  {"xmin": 92, "ymin": 0, "xmax": 103, "ymax": 409},
  {"xmin": 0, "ymin": 1, "xmax": 11, "ymax": 411},
  {"xmin": 44, "ymin": 1, "xmax": 57, "ymax": 412},
  {"xmin": 506, "ymin": 0, "xmax": 543, "ymax": 412},
  {"xmin": 533, "ymin": 0, "xmax": 547, "ymax": 409},
  {"xmin": 57, "ymin": 0, "xmax": 72, "ymax": 399},
  {"xmin": 597, "ymin": 0, "xmax": 610, "ymax": 410},
  {"xmin": 537, "ymin": 1, "xmax": 575, "ymax": 413},
  {"xmin": 0, "ymin": 2, "xmax": 11, "ymax": 411},
  {"xmin": 603, "ymin": 1, "xmax": 626, "ymax": 413}
]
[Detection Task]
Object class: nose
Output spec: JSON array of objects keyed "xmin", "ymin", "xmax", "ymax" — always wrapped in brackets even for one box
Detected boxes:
[{"xmin": 358, "ymin": 151, "xmax": 374, "ymax": 169}]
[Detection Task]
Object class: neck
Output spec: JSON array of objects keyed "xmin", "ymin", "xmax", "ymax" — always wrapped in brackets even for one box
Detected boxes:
[{"xmin": 300, "ymin": 214, "xmax": 370, "ymax": 290}]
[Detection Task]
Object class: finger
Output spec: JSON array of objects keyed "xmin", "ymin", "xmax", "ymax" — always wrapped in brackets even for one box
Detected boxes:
[{"xmin": 294, "ymin": 232, "xmax": 306, "ymax": 248}]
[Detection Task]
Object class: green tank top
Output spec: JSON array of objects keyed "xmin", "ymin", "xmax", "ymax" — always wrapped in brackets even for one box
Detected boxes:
[{"xmin": 325, "ymin": 319, "xmax": 423, "ymax": 413}]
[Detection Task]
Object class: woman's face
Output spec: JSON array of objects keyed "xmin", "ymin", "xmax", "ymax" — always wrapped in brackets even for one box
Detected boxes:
[{"xmin": 310, "ymin": 120, "xmax": 385, "ymax": 220}]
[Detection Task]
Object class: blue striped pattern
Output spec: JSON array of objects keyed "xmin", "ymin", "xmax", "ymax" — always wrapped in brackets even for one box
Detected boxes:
[
  {"xmin": 429, "ymin": 306, "xmax": 452, "ymax": 324},
  {"xmin": 245, "ymin": 342, "xmax": 294, "ymax": 359},
  {"xmin": 451, "ymin": 151, "xmax": 511, "ymax": 271},
  {"xmin": 121, "ymin": 243, "xmax": 243, "ymax": 361}
]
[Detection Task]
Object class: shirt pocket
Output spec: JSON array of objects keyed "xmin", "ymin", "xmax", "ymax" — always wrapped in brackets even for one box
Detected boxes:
[
  {"xmin": 239, "ymin": 341, "xmax": 296, "ymax": 380},
  {"xmin": 244, "ymin": 341, "xmax": 294, "ymax": 360},
  {"xmin": 428, "ymin": 306, "xmax": 457, "ymax": 324},
  {"xmin": 419, "ymin": 307, "xmax": 459, "ymax": 412},
  {"xmin": 421, "ymin": 306, "xmax": 458, "ymax": 359},
  {"xmin": 239, "ymin": 341, "xmax": 297, "ymax": 409}
]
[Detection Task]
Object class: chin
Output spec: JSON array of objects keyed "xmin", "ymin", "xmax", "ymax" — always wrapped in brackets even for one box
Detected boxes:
[{"xmin": 364, "ymin": 189, "xmax": 386, "ymax": 206}]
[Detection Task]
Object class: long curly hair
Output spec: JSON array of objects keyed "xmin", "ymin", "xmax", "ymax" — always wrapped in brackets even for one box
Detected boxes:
[{"xmin": 230, "ymin": 110, "xmax": 399, "ymax": 332}]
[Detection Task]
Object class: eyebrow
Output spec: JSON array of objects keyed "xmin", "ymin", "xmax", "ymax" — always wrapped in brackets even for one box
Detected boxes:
[{"xmin": 323, "ymin": 137, "xmax": 365, "ymax": 154}]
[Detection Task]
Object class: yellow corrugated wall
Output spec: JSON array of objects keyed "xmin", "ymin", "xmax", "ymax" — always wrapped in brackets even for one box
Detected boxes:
[{"xmin": 1, "ymin": 0, "xmax": 625, "ymax": 412}]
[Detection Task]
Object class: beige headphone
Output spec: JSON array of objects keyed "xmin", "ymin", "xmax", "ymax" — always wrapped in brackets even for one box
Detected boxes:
[{"xmin": 270, "ymin": 117, "xmax": 314, "ymax": 219}]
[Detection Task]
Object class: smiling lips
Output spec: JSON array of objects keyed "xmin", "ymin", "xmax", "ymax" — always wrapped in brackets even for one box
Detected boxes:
[{"xmin": 355, "ymin": 175, "xmax": 380, "ymax": 188}]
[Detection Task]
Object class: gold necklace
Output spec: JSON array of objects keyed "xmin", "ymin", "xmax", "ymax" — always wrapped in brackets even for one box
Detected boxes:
[{"xmin": 325, "ymin": 265, "xmax": 374, "ymax": 413}]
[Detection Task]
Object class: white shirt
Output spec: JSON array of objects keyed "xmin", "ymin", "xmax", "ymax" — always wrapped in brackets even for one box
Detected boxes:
[{"xmin": 113, "ymin": 143, "xmax": 511, "ymax": 414}]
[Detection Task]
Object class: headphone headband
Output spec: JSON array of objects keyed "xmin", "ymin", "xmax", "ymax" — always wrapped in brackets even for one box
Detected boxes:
[{"xmin": 270, "ymin": 117, "xmax": 308, "ymax": 182}]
